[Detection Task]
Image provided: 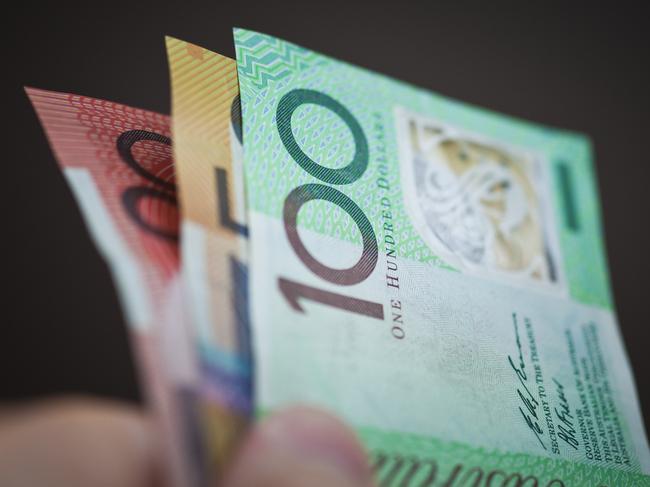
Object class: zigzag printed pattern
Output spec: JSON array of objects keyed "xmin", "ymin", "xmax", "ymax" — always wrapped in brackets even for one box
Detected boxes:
[{"xmin": 235, "ymin": 29, "xmax": 323, "ymax": 90}]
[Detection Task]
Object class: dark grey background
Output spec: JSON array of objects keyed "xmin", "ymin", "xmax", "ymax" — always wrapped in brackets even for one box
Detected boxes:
[{"xmin": 4, "ymin": 1, "xmax": 649, "ymax": 432}]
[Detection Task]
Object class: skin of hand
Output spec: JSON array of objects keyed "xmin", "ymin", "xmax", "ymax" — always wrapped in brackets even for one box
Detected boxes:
[{"xmin": 0, "ymin": 398, "xmax": 375, "ymax": 487}]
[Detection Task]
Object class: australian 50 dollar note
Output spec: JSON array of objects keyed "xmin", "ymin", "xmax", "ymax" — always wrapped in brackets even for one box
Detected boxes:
[{"xmin": 166, "ymin": 37, "xmax": 252, "ymax": 477}]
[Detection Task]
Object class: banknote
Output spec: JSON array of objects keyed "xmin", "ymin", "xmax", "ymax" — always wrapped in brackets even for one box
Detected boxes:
[
  {"xmin": 233, "ymin": 30, "xmax": 650, "ymax": 485},
  {"xmin": 26, "ymin": 88, "xmax": 206, "ymax": 487},
  {"xmin": 166, "ymin": 37, "xmax": 251, "ymax": 472}
]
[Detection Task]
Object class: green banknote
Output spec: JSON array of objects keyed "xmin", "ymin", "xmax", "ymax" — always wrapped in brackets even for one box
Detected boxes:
[{"xmin": 234, "ymin": 29, "xmax": 650, "ymax": 485}]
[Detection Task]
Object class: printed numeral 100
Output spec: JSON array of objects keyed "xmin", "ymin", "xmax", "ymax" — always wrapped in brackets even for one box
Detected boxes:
[{"xmin": 275, "ymin": 89, "xmax": 384, "ymax": 320}]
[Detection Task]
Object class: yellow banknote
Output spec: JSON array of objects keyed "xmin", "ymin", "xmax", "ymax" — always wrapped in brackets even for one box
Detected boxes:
[{"xmin": 166, "ymin": 37, "xmax": 250, "ymax": 476}]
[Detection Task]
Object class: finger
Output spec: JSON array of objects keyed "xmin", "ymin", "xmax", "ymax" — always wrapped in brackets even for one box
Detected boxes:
[
  {"xmin": 223, "ymin": 405, "xmax": 375, "ymax": 487},
  {"xmin": 0, "ymin": 397, "xmax": 159, "ymax": 487}
]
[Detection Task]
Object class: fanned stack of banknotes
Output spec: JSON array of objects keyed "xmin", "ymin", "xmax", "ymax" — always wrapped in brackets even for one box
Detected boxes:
[{"xmin": 26, "ymin": 30, "xmax": 650, "ymax": 486}]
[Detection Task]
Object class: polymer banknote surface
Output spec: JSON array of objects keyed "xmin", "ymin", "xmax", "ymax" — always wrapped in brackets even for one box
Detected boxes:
[
  {"xmin": 233, "ymin": 29, "xmax": 650, "ymax": 486},
  {"xmin": 26, "ymin": 88, "xmax": 205, "ymax": 487},
  {"xmin": 26, "ymin": 30, "xmax": 650, "ymax": 487},
  {"xmin": 166, "ymin": 37, "xmax": 251, "ymax": 472}
]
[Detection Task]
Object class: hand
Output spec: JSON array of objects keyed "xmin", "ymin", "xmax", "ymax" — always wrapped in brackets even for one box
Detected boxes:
[{"xmin": 0, "ymin": 398, "xmax": 375, "ymax": 487}]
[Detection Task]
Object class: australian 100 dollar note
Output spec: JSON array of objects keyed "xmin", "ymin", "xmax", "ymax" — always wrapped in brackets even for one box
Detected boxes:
[
  {"xmin": 233, "ymin": 30, "xmax": 650, "ymax": 486},
  {"xmin": 166, "ymin": 37, "xmax": 252, "ymax": 474},
  {"xmin": 26, "ymin": 88, "xmax": 207, "ymax": 487}
]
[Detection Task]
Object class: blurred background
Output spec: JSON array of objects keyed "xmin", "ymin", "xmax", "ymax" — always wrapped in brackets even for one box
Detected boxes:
[{"xmin": 4, "ymin": 1, "xmax": 649, "ymax": 432}]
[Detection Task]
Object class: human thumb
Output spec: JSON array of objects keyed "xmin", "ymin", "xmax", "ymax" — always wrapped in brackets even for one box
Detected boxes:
[{"xmin": 222, "ymin": 406, "xmax": 375, "ymax": 487}]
